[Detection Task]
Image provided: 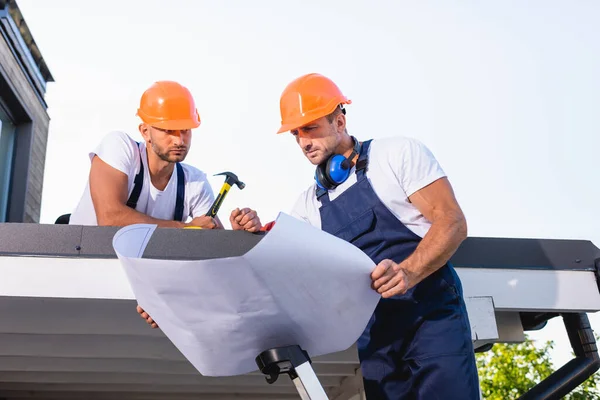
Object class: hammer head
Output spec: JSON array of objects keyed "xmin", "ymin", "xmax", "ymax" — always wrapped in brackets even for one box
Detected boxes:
[{"xmin": 214, "ymin": 171, "xmax": 245, "ymax": 190}]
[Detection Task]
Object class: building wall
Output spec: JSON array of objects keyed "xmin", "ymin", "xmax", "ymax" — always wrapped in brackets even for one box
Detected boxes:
[{"xmin": 0, "ymin": 2, "xmax": 51, "ymax": 223}]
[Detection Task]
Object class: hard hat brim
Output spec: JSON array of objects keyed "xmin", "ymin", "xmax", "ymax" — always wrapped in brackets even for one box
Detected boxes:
[
  {"xmin": 148, "ymin": 119, "xmax": 201, "ymax": 131},
  {"xmin": 277, "ymin": 122, "xmax": 302, "ymax": 134},
  {"xmin": 276, "ymin": 98, "xmax": 351, "ymax": 134}
]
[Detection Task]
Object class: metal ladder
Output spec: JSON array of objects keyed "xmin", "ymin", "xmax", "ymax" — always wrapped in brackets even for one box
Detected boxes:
[{"xmin": 256, "ymin": 345, "xmax": 329, "ymax": 400}]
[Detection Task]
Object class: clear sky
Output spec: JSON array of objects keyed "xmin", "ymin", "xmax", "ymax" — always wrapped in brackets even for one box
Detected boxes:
[{"xmin": 16, "ymin": 0, "xmax": 600, "ymax": 371}]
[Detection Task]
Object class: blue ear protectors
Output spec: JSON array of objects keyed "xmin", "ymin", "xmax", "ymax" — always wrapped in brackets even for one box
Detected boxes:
[{"xmin": 315, "ymin": 136, "xmax": 361, "ymax": 190}]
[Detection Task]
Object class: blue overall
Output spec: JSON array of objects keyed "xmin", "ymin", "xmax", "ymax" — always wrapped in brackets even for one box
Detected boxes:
[
  {"xmin": 317, "ymin": 140, "xmax": 480, "ymax": 399},
  {"xmin": 127, "ymin": 142, "xmax": 185, "ymax": 222}
]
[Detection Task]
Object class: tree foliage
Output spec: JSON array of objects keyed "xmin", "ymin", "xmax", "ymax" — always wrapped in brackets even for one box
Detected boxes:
[{"xmin": 476, "ymin": 336, "xmax": 600, "ymax": 399}]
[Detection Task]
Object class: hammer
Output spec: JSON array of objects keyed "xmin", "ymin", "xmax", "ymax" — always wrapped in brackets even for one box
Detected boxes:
[{"xmin": 206, "ymin": 172, "xmax": 245, "ymax": 218}]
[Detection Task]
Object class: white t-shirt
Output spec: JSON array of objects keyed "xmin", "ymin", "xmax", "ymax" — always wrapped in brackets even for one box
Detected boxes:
[
  {"xmin": 290, "ymin": 136, "xmax": 446, "ymax": 238},
  {"xmin": 69, "ymin": 131, "xmax": 215, "ymax": 226}
]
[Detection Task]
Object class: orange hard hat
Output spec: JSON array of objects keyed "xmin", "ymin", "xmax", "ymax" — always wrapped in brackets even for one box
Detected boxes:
[
  {"xmin": 136, "ymin": 81, "xmax": 201, "ymax": 130},
  {"xmin": 277, "ymin": 73, "xmax": 351, "ymax": 134}
]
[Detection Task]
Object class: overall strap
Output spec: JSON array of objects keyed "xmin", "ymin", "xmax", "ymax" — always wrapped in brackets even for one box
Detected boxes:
[
  {"xmin": 316, "ymin": 186, "xmax": 329, "ymax": 202},
  {"xmin": 125, "ymin": 142, "xmax": 185, "ymax": 222},
  {"xmin": 126, "ymin": 142, "xmax": 144, "ymax": 209},
  {"xmin": 355, "ymin": 139, "xmax": 372, "ymax": 180},
  {"xmin": 174, "ymin": 163, "xmax": 185, "ymax": 221}
]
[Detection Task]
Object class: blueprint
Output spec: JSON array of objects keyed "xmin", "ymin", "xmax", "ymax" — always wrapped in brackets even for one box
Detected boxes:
[{"xmin": 112, "ymin": 213, "xmax": 380, "ymax": 376}]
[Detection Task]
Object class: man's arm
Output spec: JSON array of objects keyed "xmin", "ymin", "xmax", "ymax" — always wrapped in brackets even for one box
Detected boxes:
[
  {"xmin": 403, "ymin": 177, "xmax": 467, "ymax": 283},
  {"xmin": 372, "ymin": 177, "xmax": 467, "ymax": 297},
  {"xmin": 90, "ymin": 156, "xmax": 213, "ymax": 228}
]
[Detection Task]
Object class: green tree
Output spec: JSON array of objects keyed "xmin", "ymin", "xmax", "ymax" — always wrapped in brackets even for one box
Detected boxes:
[{"xmin": 476, "ymin": 335, "xmax": 600, "ymax": 399}]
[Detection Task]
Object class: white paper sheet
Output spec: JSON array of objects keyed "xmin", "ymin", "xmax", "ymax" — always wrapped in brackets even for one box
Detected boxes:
[{"xmin": 112, "ymin": 212, "xmax": 380, "ymax": 377}]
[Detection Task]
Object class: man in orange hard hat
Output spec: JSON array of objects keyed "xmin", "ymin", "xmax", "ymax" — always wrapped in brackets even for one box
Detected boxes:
[
  {"xmin": 69, "ymin": 81, "xmax": 262, "ymax": 330},
  {"xmin": 69, "ymin": 80, "xmax": 261, "ymax": 231},
  {"xmin": 276, "ymin": 73, "xmax": 479, "ymax": 399}
]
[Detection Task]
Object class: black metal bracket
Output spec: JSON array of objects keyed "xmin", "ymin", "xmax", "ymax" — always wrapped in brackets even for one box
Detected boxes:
[
  {"xmin": 519, "ymin": 313, "xmax": 600, "ymax": 399},
  {"xmin": 474, "ymin": 343, "xmax": 494, "ymax": 353},
  {"xmin": 520, "ymin": 312, "xmax": 560, "ymax": 331},
  {"xmin": 595, "ymin": 258, "xmax": 600, "ymax": 295},
  {"xmin": 255, "ymin": 345, "xmax": 312, "ymax": 384}
]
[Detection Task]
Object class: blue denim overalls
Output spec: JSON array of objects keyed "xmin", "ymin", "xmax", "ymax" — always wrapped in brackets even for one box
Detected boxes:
[{"xmin": 317, "ymin": 140, "xmax": 480, "ymax": 399}]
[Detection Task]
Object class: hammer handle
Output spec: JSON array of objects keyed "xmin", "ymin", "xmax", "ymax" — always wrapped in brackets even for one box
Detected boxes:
[{"xmin": 206, "ymin": 183, "xmax": 231, "ymax": 218}]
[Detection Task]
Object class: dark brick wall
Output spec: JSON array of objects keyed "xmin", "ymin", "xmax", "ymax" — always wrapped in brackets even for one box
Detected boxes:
[{"xmin": 0, "ymin": 23, "xmax": 50, "ymax": 223}]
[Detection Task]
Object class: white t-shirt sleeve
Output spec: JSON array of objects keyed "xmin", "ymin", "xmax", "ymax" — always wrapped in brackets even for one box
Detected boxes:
[
  {"xmin": 393, "ymin": 137, "xmax": 446, "ymax": 197},
  {"xmin": 289, "ymin": 187, "xmax": 316, "ymax": 225},
  {"xmin": 186, "ymin": 168, "xmax": 216, "ymax": 218},
  {"xmin": 91, "ymin": 131, "xmax": 139, "ymax": 175}
]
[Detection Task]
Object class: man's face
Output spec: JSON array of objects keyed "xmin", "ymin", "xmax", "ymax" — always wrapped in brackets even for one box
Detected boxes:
[
  {"xmin": 140, "ymin": 124, "xmax": 192, "ymax": 163},
  {"xmin": 291, "ymin": 113, "xmax": 345, "ymax": 166}
]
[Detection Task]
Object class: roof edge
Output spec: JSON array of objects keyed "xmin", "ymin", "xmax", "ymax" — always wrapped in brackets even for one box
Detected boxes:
[{"xmin": 2, "ymin": 0, "xmax": 54, "ymax": 83}]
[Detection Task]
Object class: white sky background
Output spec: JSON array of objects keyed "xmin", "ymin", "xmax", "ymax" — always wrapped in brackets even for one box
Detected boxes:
[{"xmin": 17, "ymin": 0, "xmax": 600, "ymax": 371}]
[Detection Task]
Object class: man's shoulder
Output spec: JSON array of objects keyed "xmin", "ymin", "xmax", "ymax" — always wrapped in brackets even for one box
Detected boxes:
[
  {"xmin": 290, "ymin": 183, "xmax": 319, "ymax": 222},
  {"xmin": 91, "ymin": 131, "xmax": 140, "ymax": 171},
  {"xmin": 368, "ymin": 135, "xmax": 437, "ymax": 164},
  {"xmin": 94, "ymin": 130, "xmax": 139, "ymax": 157},
  {"xmin": 179, "ymin": 163, "xmax": 209, "ymax": 184},
  {"xmin": 100, "ymin": 130, "xmax": 138, "ymax": 147},
  {"xmin": 300, "ymin": 183, "xmax": 316, "ymax": 199},
  {"xmin": 178, "ymin": 164, "xmax": 215, "ymax": 205},
  {"xmin": 368, "ymin": 135, "xmax": 424, "ymax": 153},
  {"xmin": 295, "ymin": 183, "xmax": 318, "ymax": 207}
]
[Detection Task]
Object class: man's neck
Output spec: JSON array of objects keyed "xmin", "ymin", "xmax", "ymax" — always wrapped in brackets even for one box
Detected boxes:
[
  {"xmin": 145, "ymin": 147, "xmax": 175, "ymax": 191},
  {"xmin": 339, "ymin": 135, "xmax": 359, "ymax": 164}
]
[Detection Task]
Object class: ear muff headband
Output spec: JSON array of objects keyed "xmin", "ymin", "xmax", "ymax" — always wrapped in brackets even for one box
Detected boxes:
[{"xmin": 314, "ymin": 136, "xmax": 360, "ymax": 191}]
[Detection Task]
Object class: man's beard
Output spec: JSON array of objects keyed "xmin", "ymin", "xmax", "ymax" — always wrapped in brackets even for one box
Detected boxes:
[
  {"xmin": 306, "ymin": 148, "xmax": 333, "ymax": 166},
  {"xmin": 152, "ymin": 143, "xmax": 188, "ymax": 163}
]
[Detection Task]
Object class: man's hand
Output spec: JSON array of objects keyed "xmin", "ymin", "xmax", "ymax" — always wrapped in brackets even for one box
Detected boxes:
[
  {"xmin": 187, "ymin": 216, "xmax": 218, "ymax": 229},
  {"xmin": 136, "ymin": 305, "xmax": 158, "ymax": 329},
  {"xmin": 371, "ymin": 259, "xmax": 412, "ymax": 298},
  {"xmin": 371, "ymin": 177, "xmax": 467, "ymax": 299},
  {"xmin": 230, "ymin": 208, "xmax": 262, "ymax": 232}
]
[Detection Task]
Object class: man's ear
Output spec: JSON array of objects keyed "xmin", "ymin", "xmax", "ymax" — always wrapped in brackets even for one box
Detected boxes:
[
  {"xmin": 138, "ymin": 123, "xmax": 151, "ymax": 143},
  {"xmin": 336, "ymin": 113, "xmax": 346, "ymax": 133}
]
